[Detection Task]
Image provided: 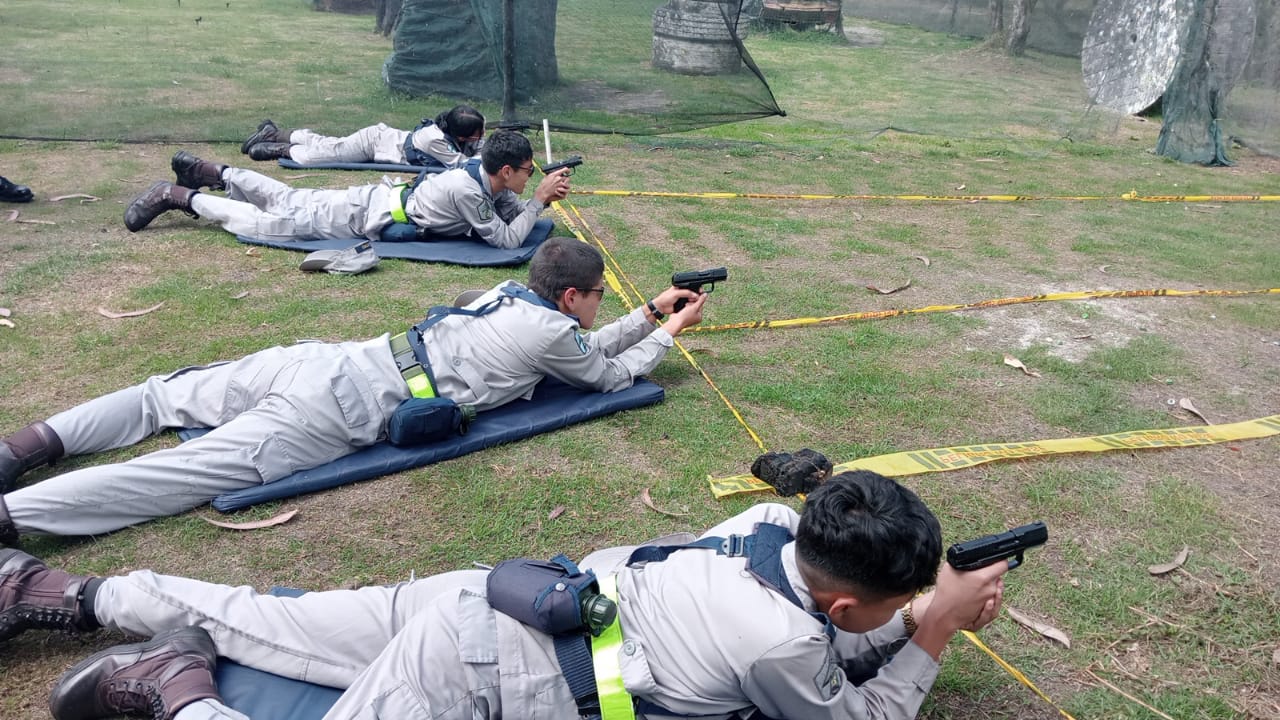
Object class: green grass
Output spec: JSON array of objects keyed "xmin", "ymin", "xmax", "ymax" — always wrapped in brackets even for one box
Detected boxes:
[{"xmin": 2, "ymin": 2, "xmax": 1280, "ymax": 719}]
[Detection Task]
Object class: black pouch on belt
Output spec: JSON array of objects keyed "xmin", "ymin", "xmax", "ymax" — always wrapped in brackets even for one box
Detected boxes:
[
  {"xmin": 386, "ymin": 397, "xmax": 475, "ymax": 446},
  {"xmin": 486, "ymin": 555, "xmax": 614, "ymax": 636}
]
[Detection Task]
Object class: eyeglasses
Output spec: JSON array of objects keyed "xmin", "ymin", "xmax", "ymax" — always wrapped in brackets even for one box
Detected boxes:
[
  {"xmin": 575, "ymin": 287, "xmax": 606, "ymax": 297},
  {"xmin": 512, "ymin": 165, "xmax": 535, "ymax": 175}
]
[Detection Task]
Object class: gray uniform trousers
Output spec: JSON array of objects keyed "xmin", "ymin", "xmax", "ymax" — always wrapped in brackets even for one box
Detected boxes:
[
  {"xmin": 5, "ymin": 338, "xmax": 408, "ymax": 536},
  {"xmin": 288, "ymin": 124, "xmax": 471, "ymax": 170},
  {"xmin": 98, "ymin": 568, "xmax": 574, "ymax": 720},
  {"xmin": 97, "ymin": 504, "xmax": 936, "ymax": 720},
  {"xmin": 189, "ymin": 168, "xmax": 393, "ymax": 242}
]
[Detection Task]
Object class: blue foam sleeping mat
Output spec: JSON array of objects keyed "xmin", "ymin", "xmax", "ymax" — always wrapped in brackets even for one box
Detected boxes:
[
  {"xmin": 178, "ymin": 377, "xmax": 664, "ymax": 513},
  {"xmin": 234, "ymin": 218, "xmax": 553, "ymax": 268},
  {"xmin": 216, "ymin": 588, "xmax": 343, "ymax": 720},
  {"xmin": 278, "ymin": 158, "xmax": 437, "ymax": 174}
]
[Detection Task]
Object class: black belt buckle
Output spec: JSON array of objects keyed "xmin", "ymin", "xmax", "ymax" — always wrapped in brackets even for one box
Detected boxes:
[
  {"xmin": 389, "ymin": 333, "xmax": 421, "ymax": 374},
  {"xmin": 721, "ymin": 534, "xmax": 746, "ymax": 557}
]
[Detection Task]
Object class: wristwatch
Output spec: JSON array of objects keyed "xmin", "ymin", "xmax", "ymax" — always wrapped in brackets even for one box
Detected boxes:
[{"xmin": 646, "ymin": 299, "xmax": 664, "ymax": 321}]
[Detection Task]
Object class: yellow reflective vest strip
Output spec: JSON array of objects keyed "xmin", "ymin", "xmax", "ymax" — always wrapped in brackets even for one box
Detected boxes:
[
  {"xmin": 591, "ymin": 574, "xmax": 636, "ymax": 720},
  {"xmin": 390, "ymin": 183, "xmax": 409, "ymax": 224}
]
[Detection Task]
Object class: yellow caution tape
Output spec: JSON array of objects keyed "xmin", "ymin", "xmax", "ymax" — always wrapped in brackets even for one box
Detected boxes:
[
  {"xmin": 962, "ymin": 631, "xmax": 1078, "ymax": 720},
  {"xmin": 709, "ymin": 414, "xmax": 1280, "ymax": 498},
  {"xmin": 577, "ymin": 189, "xmax": 1280, "ymax": 203},
  {"xmin": 688, "ymin": 287, "xmax": 1280, "ymax": 335}
]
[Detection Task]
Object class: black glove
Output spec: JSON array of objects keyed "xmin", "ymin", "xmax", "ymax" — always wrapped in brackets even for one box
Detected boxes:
[{"xmin": 750, "ymin": 448, "xmax": 833, "ymax": 496}]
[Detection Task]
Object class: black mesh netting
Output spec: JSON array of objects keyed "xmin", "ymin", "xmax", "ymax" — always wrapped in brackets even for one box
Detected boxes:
[
  {"xmin": 0, "ymin": 0, "xmax": 780, "ymax": 144},
  {"xmin": 383, "ymin": 0, "xmax": 785, "ymax": 134}
]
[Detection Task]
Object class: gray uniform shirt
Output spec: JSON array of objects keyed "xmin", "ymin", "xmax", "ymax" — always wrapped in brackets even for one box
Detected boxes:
[
  {"xmin": 419, "ymin": 280, "xmax": 673, "ymax": 411},
  {"xmin": 408, "ymin": 123, "xmax": 476, "ymax": 169},
  {"xmin": 581, "ymin": 503, "xmax": 941, "ymax": 720},
  {"xmin": 403, "ymin": 167, "xmax": 544, "ymax": 249}
]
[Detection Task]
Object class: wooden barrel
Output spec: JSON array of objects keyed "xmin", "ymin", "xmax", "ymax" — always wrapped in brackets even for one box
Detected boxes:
[
  {"xmin": 652, "ymin": 0, "xmax": 746, "ymax": 75},
  {"xmin": 759, "ymin": 0, "xmax": 840, "ymax": 26}
]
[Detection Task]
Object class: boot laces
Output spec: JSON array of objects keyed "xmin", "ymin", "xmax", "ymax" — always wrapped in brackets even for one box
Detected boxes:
[{"xmin": 104, "ymin": 679, "xmax": 164, "ymax": 718}]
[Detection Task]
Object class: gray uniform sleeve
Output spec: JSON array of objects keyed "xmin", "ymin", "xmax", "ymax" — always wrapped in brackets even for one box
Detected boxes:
[
  {"xmin": 410, "ymin": 127, "xmax": 469, "ymax": 169},
  {"xmin": 743, "ymin": 636, "xmax": 939, "ymax": 720},
  {"xmin": 534, "ymin": 313, "xmax": 673, "ymax": 393},
  {"xmin": 467, "ymin": 189, "xmax": 544, "ymax": 250}
]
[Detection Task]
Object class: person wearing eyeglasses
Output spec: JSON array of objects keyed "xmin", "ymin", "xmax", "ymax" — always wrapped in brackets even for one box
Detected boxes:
[
  {"xmin": 239, "ymin": 105, "xmax": 487, "ymax": 171},
  {"xmin": 0, "ymin": 236, "xmax": 707, "ymax": 543},
  {"xmin": 123, "ymin": 130, "xmax": 570, "ymax": 250}
]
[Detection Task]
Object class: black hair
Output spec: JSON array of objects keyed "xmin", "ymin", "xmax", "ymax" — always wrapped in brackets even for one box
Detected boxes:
[
  {"xmin": 435, "ymin": 104, "xmax": 485, "ymax": 145},
  {"xmin": 527, "ymin": 237, "xmax": 605, "ymax": 303},
  {"xmin": 795, "ymin": 470, "xmax": 942, "ymax": 599},
  {"xmin": 480, "ymin": 129, "xmax": 533, "ymax": 174}
]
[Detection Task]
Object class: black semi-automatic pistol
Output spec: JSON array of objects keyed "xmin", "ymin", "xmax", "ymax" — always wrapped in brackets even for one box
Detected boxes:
[
  {"xmin": 947, "ymin": 520, "xmax": 1047, "ymax": 571},
  {"xmin": 541, "ymin": 155, "xmax": 583, "ymax": 176},
  {"xmin": 671, "ymin": 266, "xmax": 728, "ymax": 312}
]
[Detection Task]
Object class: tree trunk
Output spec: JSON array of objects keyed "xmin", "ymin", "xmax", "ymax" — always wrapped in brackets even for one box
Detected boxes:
[
  {"xmin": 1005, "ymin": 0, "xmax": 1037, "ymax": 56},
  {"xmin": 375, "ymin": 0, "xmax": 403, "ymax": 36},
  {"xmin": 989, "ymin": 0, "xmax": 1004, "ymax": 34}
]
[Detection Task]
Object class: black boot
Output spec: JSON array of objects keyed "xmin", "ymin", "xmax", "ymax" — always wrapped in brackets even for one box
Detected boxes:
[
  {"xmin": 49, "ymin": 626, "xmax": 220, "ymax": 720},
  {"xmin": 0, "ymin": 548, "xmax": 97, "ymax": 641},
  {"xmin": 124, "ymin": 182, "xmax": 198, "ymax": 233},
  {"xmin": 170, "ymin": 151, "xmax": 226, "ymax": 191},
  {"xmin": 247, "ymin": 142, "xmax": 293, "ymax": 162},
  {"xmin": 0, "ymin": 421, "xmax": 64, "ymax": 493},
  {"xmin": 0, "ymin": 496, "xmax": 17, "ymax": 547},
  {"xmin": 0, "ymin": 175, "xmax": 34, "ymax": 203},
  {"xmin": 240, "ymin": 119, "xmax": 286, "ymax": 154}
]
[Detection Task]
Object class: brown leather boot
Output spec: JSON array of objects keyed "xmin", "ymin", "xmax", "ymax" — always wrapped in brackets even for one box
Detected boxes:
[
  {"xmin": 0, "ymin": 548, "xmax": 96, "ymax": 641},
  {"xmin": 240, "ymin": 118, "xmax": 286, "ymax": 154},
  {"xmin": 124, "ymin": 181, "xmax": 198, "ymax": 233},
  {"xmin": 247, "ymin": 141, "xmax": 293, "ymax": 161},
  {"xmin": 49, "ymin": 626, "xmax": 220, "ymax": 720},
  {"xmin": 0, "ymin": 421, "xmax": 64, "ymax": 493},
  {"xmin": 170, "ymin": 151, "xmax": 226, "ymax": 191}
]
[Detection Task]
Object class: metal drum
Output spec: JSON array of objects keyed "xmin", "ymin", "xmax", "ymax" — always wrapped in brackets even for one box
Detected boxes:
[{"xmin": 653, "ymin": 0, "xmax": 747, "ymax": 75}]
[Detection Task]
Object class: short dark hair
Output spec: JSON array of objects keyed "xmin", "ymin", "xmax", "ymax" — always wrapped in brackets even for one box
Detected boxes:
[
  {"xmin": 436, "ymin": 104, "xmax": 485, "ymax": 143},
  {"xmin": 796, "ymin": 471, "xmax": 942, "ymax": 600},
  {"xmin": 480, "ymin": 129, "xmax": 533, "ymax": 174},
  {"xmin": 527, "ymin": 237, "xmax": 605, "ymax": 303}
]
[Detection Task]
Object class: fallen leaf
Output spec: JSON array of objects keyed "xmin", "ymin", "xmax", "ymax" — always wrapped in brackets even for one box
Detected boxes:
[
  {"xmin": 548, "ymin": 505, "xmax": 566, "ymax": 520},
  {"xmin": 231, "ymin": 291, "xmax": 250, "ymax": 300},
  {"xmin": 1148, "ymin": 546, "xmax": 1190, "ymax": 575},
  {"xmin": 97, "ymin": 302, "xmax": 164, "ymax": 319},
  {"xmin": 955, "ymin": 184, "xmax": 966, "ymax": 191},
  {"xmin": 1178, "ymin": 398, "xmax": 1209, "ymax": 424},
  {"xmin": 914, "ymin": 255, "xmax": 931, "ymax": 267},
  {"xmin": 0, "ymin": 307, "xmax": 10, "ymax": 317},
  {"xmin": 0, "ymin": 318, "xmax": 14, "ymax": 329},
  {"xmin": 1006, "ymin": 606, "xmax": 1071, "ymax": 648},
  {"xmin": 865, "ymin": 279, "xmax": 912, "ymax": 295},
  {"xmin": 5, "ymin": 210, "xmax": 17, "ymax": 222},
  {"xmin": 640, "ymin": 487, "xmax": 689, "ymax": 517},
  {"xmin": 1098, "ymin": 264, "xmax": 1111, "ymax": 274},
  {"xmin": 245, "ymin": 247, "xmax": 262, "ymax": 257},
  {"xmin": 49, "ymin": 193, "xmax": 100, "ymax": 203},
  {"xmin": 201, "ymin": 509, "xmax": 297, "ymax": 530},
  {"xmin": 1003, "ymin": 354, "xmax": 1041, "ymax": 378}
]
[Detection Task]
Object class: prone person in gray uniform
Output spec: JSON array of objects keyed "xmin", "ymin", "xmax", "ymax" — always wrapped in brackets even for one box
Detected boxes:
[
  {"xmin": 0, "ymin": 237, "xmax": 707, "ymax": 544},
  {"xmin": 123, "ymin": 129, "xmax": 568, "ymax": 249},
  {"xmin": 240, "ymin": 104, "xmax": 486, "ymax": 171},
  {"xmin": 0, "ymin": 471, "xmax": 1010, "ymax": 720}
]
